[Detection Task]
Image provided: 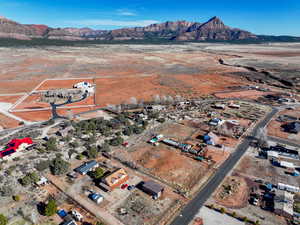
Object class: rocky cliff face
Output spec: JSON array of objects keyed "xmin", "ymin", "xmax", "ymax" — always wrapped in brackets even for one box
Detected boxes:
[
  {"xmin": 175, "ymin": 17, "xmax": 257, "ymax": 41},
  {"xmin": 0, "ymin": 16, "xmax": 257, "ymax": 41}
]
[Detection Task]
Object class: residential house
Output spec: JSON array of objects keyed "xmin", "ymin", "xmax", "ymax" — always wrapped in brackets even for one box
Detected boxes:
[
  {"xmin": 99, "ymin": 168, "xmax": 129, "ymax": 191},
  {"xmin": 0, "ymin": 137, "xmax": 33, "ymax": 158},
  {"xmin": 74, "ymin": 160, "xmax": 99, "ymax": 175},
  {"xmin": 140, "ymin": 180, "xmax": 164, "ymax": 200}
]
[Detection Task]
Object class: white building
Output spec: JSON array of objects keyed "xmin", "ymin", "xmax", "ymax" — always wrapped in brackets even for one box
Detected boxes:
[{"xmin": 73, "ymin": 81, "xmax": 94, "ymax": 95}]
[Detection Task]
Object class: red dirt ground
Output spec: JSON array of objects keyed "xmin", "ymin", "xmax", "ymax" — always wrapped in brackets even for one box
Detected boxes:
[
  {"xmin": 36, "ymin": 78, "xmax": 94, "ymax": 90},
  {"xmin": 214, "ymin": 176, "xmax": 249, "ymax": 209},
  {"xmin": 12, "ymin": 107, "xmax": 96, "ymax": 122},
  {"xmin": 0, "ymin": 80, "xmax": 42, "ymax": 94},
  {"xmin": 0, "ymin": 95, "xmax": 22, "ymax": 104},
  {"xmin": 94, "ymin": 74, "xmax": 246, "ymax": 106},
  {"xmin": 214, "ymin": 90, "xmax": 271, "ymax": 100},
  {"xmin": 0, "ymin": 113, "xmax": 21, "ymax": 129},
  {"xmin": 13, "ymin": 93, "xmax": 95, "ymax": 110},
  {"xmin": 204, "ymin": 146, "xmax": 230, "ymax": 166}
]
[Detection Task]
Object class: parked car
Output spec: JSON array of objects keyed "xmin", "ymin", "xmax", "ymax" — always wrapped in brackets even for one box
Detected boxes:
[
  {"xmin": 121, "ymin": 184, "xmax": 128, "ymax": 189},
  {"xmin": 128, "ymin": 185, "xmax": 135, "ymax": 191}
]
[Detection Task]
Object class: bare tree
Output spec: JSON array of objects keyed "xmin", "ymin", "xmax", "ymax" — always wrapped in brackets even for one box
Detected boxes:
[
  {"xmin": 175, "ymin": 95, "xmax": 183, "ymax": 102},
  {"xmin": 153, "ymin": 94, "xmax": 161, "ymax": 104},
  {"xmin": 129, "ymin": 97, "xmax": 138, "ymax": 105},
  {"xmin": 167, "ymin": 95, "xmax": 174, "ymax": 104}
]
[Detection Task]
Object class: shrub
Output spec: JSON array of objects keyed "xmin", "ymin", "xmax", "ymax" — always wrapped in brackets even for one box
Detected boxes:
[
  {"xmin": 76, "ymin": 154, "xmax": 84, "ymax": 160},
  {"xmin": 35, "ymin": 160, "xmax": 50, "ymax": 171},
  {"xmin": 220, "ymin": 207, "xmax": 225, "ymax": 214},
  {"xmin": 90, "ymin": 167, "xmax": 104, "ymax": 179},
  {"xmin": 20, "ymin": 172, "xmax": 39, "ymax": 186},
  {"xmin": 13, "ymin": 195, "xmax": 21, "ymax": 201},
  {"xmin": 44, "ymin": 199, "xmax": 57, "ymax": 216},
  {"xmin": 0, "ymin": 214, "xmax": 8, "ymax": 225},
  {"xmin": 50, "ymin": 157, "xmax": 70, "ymax": 175}
]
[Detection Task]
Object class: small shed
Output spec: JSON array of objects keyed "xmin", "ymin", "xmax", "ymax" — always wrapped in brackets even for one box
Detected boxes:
[
  {"xmin": 141, "ymin": 180, "xmax": 164, "ymax": 199},
  {"xmin": 89, "ymin": 193, "xmax": 104, "ymax": 204}
]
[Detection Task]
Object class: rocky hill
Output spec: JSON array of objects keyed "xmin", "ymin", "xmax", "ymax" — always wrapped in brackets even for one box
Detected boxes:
[{"xmin": 0, "ymin": 16, "xmax": 296, "ymax": 42}]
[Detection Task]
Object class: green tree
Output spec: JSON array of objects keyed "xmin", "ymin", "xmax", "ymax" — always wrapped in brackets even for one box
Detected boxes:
[
  {"xmin": 87, "ymin": 147, "xmax": 98, "ymax": 159},
  {"xmin": 76, "ymin": 153, "xmax": 84, "ymax": 160},
  {"xmin": 20, "ymin": 172, "xmax": 39, "ymax": 186},
  {"xmin": 44, "ymin": 199, "xmax": 57, "ymax": 216},
  {"xmin": 50, "ymin": 157, "xmax": 70, "ymax": 175},
  {"xmin": 45, "ymin": 137, "xmax": 57, "ymax": 151},
  {"xmin": 90, "ymin": 167, "xmax": 104, "ymax": 179},
  {"xmin": 0, "ymin": 214, "xmax": 8, "ymax": 225},
  {"xmin": 109, "ymin": 137, "xmax": 124, "ymax": 146}
]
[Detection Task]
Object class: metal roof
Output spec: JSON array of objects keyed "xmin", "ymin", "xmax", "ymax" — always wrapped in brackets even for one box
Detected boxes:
[
  {"xmin": 142, "ymin": 180, "xmax": 164, "ymax": 194},
  {"xmin": 74, "ymin": 160, "xmax": 98, "ymax": 174}
]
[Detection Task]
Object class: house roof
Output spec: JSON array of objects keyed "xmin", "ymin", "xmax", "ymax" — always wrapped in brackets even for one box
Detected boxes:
[
  {"xmin": 102, "ymin": 168, "xmax": 128, "ymax": 187},
  {"xmin": 142, "ymin": 180, "xmax": 164, "ymax": 194},
  {"xmin": 0, "ymin": 137, "xmax": 33, "ymax": 158},
  {"xmin": 74, "ymin": 160, "xmax": 98, "ymax": 174}
]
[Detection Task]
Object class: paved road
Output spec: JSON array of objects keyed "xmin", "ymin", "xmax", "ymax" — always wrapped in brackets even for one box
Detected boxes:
[{"xmin": 170, "ymin": 108, "xmax": 278, "ymax": 225}]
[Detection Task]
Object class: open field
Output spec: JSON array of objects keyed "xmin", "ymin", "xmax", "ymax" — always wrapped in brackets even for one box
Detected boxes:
[
  {"xmin": 214, "ymin": 90, "xmax": 271, "ymax": 100},
  {"xmin": 132, "ymin": 144, "xmax": 208, "ymax": 191},
  {"xmin": 0, "ymin": 113, "xmax": 21, "ymax": 129},
  {"xmin": 12, "ymin": 107, "xmax": 96, "ymax": 121}
]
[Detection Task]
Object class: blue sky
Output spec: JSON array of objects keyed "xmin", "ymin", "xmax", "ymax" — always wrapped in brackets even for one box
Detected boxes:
[{"xmin": 0, "ymin": 0, "xmax": 299, "ymax": 36}]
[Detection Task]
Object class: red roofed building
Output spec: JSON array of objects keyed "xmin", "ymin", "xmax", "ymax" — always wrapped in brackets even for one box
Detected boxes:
[{"xmin": 0, "ymin": 138, "xmax": 33, "ymax": 158}]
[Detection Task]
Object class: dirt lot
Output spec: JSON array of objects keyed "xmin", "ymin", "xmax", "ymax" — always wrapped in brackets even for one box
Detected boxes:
[
  {"xmin": 214, "ymin": 90, "xmax": 271, "ymax": 100},
  {"xmin": 0, "ymin": 80, "xmax": 43, "ymax": 94},
  {"xmin": 0, "ymin": 113, "xmax": 21, "ymax": 129},
  {"xmin": 132, "ymin": 144, "xmax": 208, "ymax": 190},
  {"xmin": 114, "ymin": 190, "xmax": 176, "ymax": 225},
  {"xmin": 0, "ymin": 95, "xmax": 22, "ymax": 104},
  {"xmin": 94, "ymin": 74, "xmax": 246, "ymax": 107},
  {"xmin": 36, "ymin": 78, "xmax": 95, "ymax": 91},
  {"xmin": 214, "ymin": 176, "xmax": 249, "ymax": 209}
]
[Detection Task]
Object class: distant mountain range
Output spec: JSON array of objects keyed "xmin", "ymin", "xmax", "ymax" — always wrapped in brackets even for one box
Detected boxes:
[{"xmin": 0, "ymin": 16, "xmax": 299, "ymax": 42}]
